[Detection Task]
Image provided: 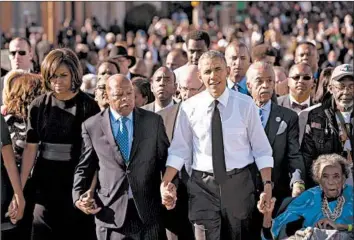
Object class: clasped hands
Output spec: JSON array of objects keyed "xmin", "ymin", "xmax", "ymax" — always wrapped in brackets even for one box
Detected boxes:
[
  {"xmin": 75, "ymin": 189, "xmax": 101, "ymax": 215},
  {"xmin": 160, "ymin": 181, "xmax": 177, "ymax": 210},
  {"xmin": 6, "ymin": 194, "xmax": 26, "ymax": 224}
]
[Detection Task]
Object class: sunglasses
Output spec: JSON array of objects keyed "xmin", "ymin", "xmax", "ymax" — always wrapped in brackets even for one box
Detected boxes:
[
  {"xmin": 289, "ymin": 75, "xmax": 312, "ymax": 81},
  {"xmin": 10, "ymin": 50, "xmax": 27, "ymax": 56}
]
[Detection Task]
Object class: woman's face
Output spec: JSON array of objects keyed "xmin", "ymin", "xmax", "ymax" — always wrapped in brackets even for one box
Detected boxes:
[
  {"xmin": 319, "ymin": 163, "xmax": 345, "ymax": 198},
  {"xmin": 133, "ymin": 86, "xmax": 147, "ymax": 108},
  {"xmin": 50, "ymin": 64, "xmax": 72, "ymax": 94}
]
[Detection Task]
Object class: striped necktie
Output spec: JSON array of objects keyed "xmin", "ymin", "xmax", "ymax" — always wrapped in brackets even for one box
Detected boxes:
[{"xmin": 259, "ymin": 108, "xmax": 264, "ymax": 128}]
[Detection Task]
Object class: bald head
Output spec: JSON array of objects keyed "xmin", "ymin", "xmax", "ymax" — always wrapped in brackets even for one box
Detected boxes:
[
  {"xmin": 246, "ymin": 62, "xmax": 275, "ymax": 106},
  {"xmin": 166, "ymin": 49, "xmax": 188, "ymax": 70},
  {"xmin": 179, "ymin": 65, "xmax": 205, "ymax": 100},
  {"xmin": 273, "ymin": 66, "xmax": 289, "ymax": 96},
  {"xmin": 151, "ymin": 66, "xmax": 177, "ymax": 107},
  {"xmin": 106, "ymin": 74, "xmax": 135, "ymax": 116}
]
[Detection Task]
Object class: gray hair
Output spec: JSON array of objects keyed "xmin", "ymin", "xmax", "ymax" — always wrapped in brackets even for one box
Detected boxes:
[
  {"xmin": 312, "ymin": 154, "xmax": 351, "ymax": 183},
  {"xmin": 246, "ymin": 61, "xmax": 275, "ymax": 83},
  {"xmin": 198, "ymin": 50, "xmax": 227, "ymax": 71}
]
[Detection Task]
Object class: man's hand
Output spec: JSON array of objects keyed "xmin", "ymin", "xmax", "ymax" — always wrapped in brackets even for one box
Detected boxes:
[
  {"xmin": 292, "ymin": 182, "xmax": 305, "ymax": 197},
  {"xmin": 315, "ymin": 218, "xmax": 337, "ymax": 230},
  {"xmin": 257, "ymin": 192, "xmax": 276, "ymax": 215},
  {"xmin": 160, "ymin": 181, "xmax": 177, "ymax": 210},
  {"xmin": 75, "ymin": 189, "xmax": 101, "ymax": 215},
  {"xmin": 258, "ymin": 183, "xmax": 272, "ymax": 214},
  {"xmin": 6, "ymin": 194, "xmax": 26, "ymax": 224}
]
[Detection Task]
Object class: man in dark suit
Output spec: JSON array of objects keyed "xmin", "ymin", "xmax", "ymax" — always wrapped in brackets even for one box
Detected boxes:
[
  {"xmin": 142, "ymin": 66, "xmax": 177, "ymax": 113},
  {"xmin": 109, "ymin": 45, "xmax": 142, "ymax": 80},
  {"xmin": 73, "ymin": 74, "xmax": 170, "ymax": 240},
  {"xmin": 246, "ymin": 62, "xmax": 306, "ymax": 239},
  {"xmin": 158, "ymin": 65, "xmax": 204, "ymax": 240}
]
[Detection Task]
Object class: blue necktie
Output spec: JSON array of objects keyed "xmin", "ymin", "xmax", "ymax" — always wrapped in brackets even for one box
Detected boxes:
[
  {"xmin": 116, "ymin": 117, "xmax": 130, "ymax": 163},
  {"xmin": 235, "ymin": 83, "xmax": 248, "ymax": 95},
  {"xmin": 259, "ymin": 108, "xmax": 264, "ymax": 128}
]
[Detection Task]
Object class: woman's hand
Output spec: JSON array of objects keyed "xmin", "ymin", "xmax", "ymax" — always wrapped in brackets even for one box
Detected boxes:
[
  {"xmin": 6, "ymin": 193, "xmax": 26, "ymax": 224},
  {"xmin": 315, "ymin": 218, "xmax": 337, "ymax": 230}
]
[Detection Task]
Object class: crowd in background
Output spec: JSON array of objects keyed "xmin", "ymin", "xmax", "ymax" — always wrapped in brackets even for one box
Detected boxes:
[{"xmin": 0, "ymin": 2, "xmax": 353, "ymax": 240}]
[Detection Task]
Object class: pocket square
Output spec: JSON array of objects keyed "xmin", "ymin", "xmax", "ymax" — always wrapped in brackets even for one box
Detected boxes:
[{"xmin": 276, "ymin": 120, "xmax": 287, "ymax": 135}]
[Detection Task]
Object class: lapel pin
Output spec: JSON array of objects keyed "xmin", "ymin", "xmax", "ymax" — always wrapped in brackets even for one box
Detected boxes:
[{"xmin": 276, "ymin": 117, "xmax": 281, "ymax": 122}]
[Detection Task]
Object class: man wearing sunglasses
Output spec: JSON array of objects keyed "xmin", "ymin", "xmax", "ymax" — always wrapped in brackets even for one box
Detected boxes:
[
  {"xmin": 278, "ymin": 63, "xmax": 315, "ymax": 114},
  {"xmin": 301, "ymin": 64, "xmax": 354, "ymax": 188}
]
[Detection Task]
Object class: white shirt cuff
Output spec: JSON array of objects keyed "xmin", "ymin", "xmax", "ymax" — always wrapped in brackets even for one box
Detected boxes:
[
  {"xmin": 255, "ymin": 156, "xmax": 274, "ymax": 170},
  {"xmin": 166, "ymin": 155, "xmax": 185, "ymax": 171}
]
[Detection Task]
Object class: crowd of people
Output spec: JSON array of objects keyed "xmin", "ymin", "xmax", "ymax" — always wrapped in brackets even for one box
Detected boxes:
[{"xmin": 0, "ymin": 2, "xmax": 353, "ymax": 240}]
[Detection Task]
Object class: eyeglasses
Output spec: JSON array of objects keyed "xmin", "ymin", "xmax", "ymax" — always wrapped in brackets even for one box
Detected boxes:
[
  {"xmin": 179, "ymin": 83, "xmax": 204, "ymax": 92},
  {"xmin": 289, "ymin": 75, "xmax": 312, "ymax": 81},
  {"xmin": 10, "ymin": 50, "xmax": 27, "ymax": 56},
  {"xmin": 97, "ymin": 85, "xmax": 106, "ymax": 90},
  {"xmin": 332, "ymin": 84, "xmax": 354, "ymax": 91}
]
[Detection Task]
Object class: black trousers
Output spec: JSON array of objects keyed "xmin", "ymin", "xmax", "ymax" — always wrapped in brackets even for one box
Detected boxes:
[
  {"xmin": 96, "ymin": 200, "xmax": 167, "ymax": 240},
  {"xmin": 188, "ymin": 167, "xmax": 255, "ymax": 240}
]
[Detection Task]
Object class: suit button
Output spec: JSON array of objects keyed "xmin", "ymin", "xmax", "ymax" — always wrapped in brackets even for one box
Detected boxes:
[{"xmin": 126, "ymin": 170, "xmax": 131, "ymax": 174}]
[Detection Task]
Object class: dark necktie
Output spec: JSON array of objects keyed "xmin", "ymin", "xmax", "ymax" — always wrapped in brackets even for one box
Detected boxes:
[
  {"xmin": 291, "ymin": 102, "xmax": 308, "ymax": 110},
  {"xmin": 211, "ymin": 100, "xmax": 228, "ymax": 184}
]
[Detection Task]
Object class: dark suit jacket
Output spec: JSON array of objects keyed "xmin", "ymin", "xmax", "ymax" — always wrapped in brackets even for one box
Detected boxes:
[
  {"xmin": 260, "ymin": 103, "xmax": 305, "ymax": 200},
  {"xmin": 72, "ymin": 107, "xmax": 170, "ymax": 229},
  {"xmin": 277, "ymin": 94, "xmax": 314, "ymax": 114}
]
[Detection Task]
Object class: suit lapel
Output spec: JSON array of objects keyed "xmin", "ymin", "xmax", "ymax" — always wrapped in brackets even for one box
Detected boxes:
[
  {"xmin": 129, "ymin": 108, "xmax": 143, "ymax": 163},
  {"xmin": 265, "ymin": 103, "xmax": 282, "ymax": 146},
  {"xmin": 100, "ymin": 109, "xmax": 125, "ymax": 166}
]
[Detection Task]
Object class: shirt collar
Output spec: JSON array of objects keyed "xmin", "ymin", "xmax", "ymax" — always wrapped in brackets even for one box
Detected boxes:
[
  {"xmin": 289, "ymin": 94, "xmax": 311, "ymax": 106},
  {"xmin": 205, "ymin": 87, "xmax": 229, "ymax": 108},
  {"xmin": 259, "ymin": 100, "xmax": 272, "ymax": 111},
  {"xmin": 155, "ymin": 99, "xmax": 174, "ymax": 112},
  {"xmin": 109, "ymin": 107, "xmax": 133, "ymax": 122},
  {"xmin": 227, "ymin": 76, "xmax": 247, "ymax": 89}
]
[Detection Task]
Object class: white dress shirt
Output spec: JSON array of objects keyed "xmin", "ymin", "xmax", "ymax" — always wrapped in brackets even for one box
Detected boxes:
[
  {"xmin": 126, "ymin": 72, "xmax": 131, "ymax": 80},
  {"xmin": 166, "ymin": 88, "xmax": 274, "ymax": 174},
  {"xmin": 155, "ymin": 100, "xmax": 174, "ymax": 113}
]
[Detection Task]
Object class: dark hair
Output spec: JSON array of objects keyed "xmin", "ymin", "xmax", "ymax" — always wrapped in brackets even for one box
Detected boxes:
[
  {"xmin": 96, "ymin": 59, "xmax": 120, "ymax": 73},
  {"xmin": 186, "ymin": 30, "xmax": 211, "ymax": 48},
  {"xmin": 41, "ymin": 48, "xmax": 82, "ymax": 92},
  {"xmin": 131, "ymin": 77, "xmax": 155, "ymax": 104},
  {"xmin": 169, "ymin": 48, "xmax": 188, "ymax": 60},
  {"xmin": 313, "ymin": 67, "xmax": 334, "ymax": 104},
  {"xmin": 297, "ymin": 41, "xmax": 317, "ymax": 49},
  {"xmin": 251, "ymin": 44, "xmax": 277, "ymax": 62}
]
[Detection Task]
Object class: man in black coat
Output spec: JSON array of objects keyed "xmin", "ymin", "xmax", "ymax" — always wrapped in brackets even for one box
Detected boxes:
[{"xmin": 73, "ymin": 74, "xmax": 170, "ymax": 240}]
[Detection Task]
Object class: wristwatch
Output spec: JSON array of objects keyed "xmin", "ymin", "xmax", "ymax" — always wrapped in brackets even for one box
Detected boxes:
[{"xmin": 263, "ymin": 180, "xmax": 274, "ymax": 189}]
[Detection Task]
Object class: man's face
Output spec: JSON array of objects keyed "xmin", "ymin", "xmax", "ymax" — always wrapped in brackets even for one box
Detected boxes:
[
  {"xmin": 225, "ymin": 46, "xmax": 250, "ymax": 83},
  {"xmin": 114, "ymin": 57, "xmax": 130, "ymax": 75},
  {"xmin": 151, "ymin": 68, "xmax": 177, "ymax": 102},
  {"xmin": 9, "ymin": 39, "xmax": 33, "ymax": 70},
  {"xmin": 246, "ymin": 67, "xmax": 275, "ymax": 105},
  {"xmin": 329, "ymin": 77, "xmax": 354, "ymax": 111},
  {"xmin": 166, "ymin": 53, "xmax": 186, "ymax": 70},
  {"xmin": 94, "ymin": 77, "xmax": 109, "ymax": 109},
  {"xmin": 288, "ymin": 65, "xmax": 315, "ymax": 97},
  {"xmin": 97, "ymin": 62, "xmax": 119, "ymax": 77},
  {"xmin": 187, "ymin": 39, "xmax": 208, "ymax": 65},
  {"xmin": 179, "ymin": 69, "xmax": 205, "ymax": 101},
  {"xmin": 106, "ymin": 76, "xmax": 135, "ymax": 116},
  {"xmin": 198, "ymin": 57, "xmax": 229, "ymax": 99},
  {"xmin": 295, "ymin": 44, "xmax": 318, "ymax": 73}
]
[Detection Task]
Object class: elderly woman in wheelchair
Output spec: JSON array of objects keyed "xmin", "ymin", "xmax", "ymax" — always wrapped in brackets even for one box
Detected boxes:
[{"xmin": 258, "ymin": 153, "xmax": 353, "ymax": 240}]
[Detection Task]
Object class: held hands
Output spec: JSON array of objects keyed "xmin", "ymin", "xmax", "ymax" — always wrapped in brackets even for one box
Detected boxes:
[
  {"xmin": 160, "ymin": 181, "xmax": 177, "ymax": 210},
  {"xmin": 257, "ymin": 192, "xmax": 276, "ymax": 216},
  {"xmin": 6, "ymin": 194, "xmax": 26, "ymax": 224},
  {"xmin": 292, "ymin": 182, "xmax": 305, "ymax": 197},
  {"xmin": 75, "ymin": 189, "xmax": 101, "ymax": 215},
  {"xmin": 315, "ymin": 218, "xmax": 337, "ymax": 230}
]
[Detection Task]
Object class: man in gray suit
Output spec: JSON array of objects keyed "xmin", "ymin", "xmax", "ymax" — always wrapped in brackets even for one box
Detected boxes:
[
  {"xmin": 246, "ymin": 62, "xmax": 306, "ymax": 239},
  {"xmin": 73, "ymin": 74, "xmax": 170, "ymax": 240},
  {"xmin": 142, "ymin": 66, "xmax": 177, "ymax": 113}
]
